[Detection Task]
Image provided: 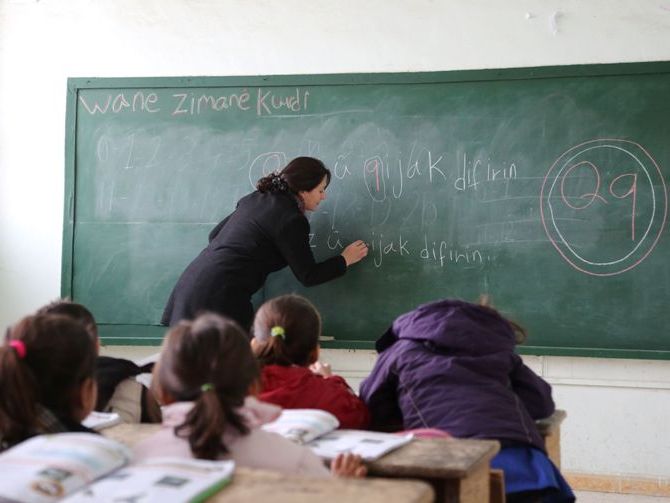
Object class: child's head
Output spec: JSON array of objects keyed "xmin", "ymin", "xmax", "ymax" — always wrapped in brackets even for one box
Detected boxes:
[
  {"xmin": 36, "ymin": 299, "xmax": 99, "ymax": 349},
  {"xmin": 477, "ymin": 294, "xmax": 527, "ymax": 344},
  {"xmin": 251, "ymin": 294, "xmax": 321, "ymax": 367},
  {"xmin": 0, "ymin": 314, "xmax": 98, "ymax": 448},
  {"xmin": 155, "ymin": 313, "xmax": 259, "ymax": 459}
]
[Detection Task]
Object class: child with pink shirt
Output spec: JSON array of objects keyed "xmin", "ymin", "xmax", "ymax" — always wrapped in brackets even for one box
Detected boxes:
[{"xmin": 134, "ymin": 313, "xmax": 365, "ymax": 478}]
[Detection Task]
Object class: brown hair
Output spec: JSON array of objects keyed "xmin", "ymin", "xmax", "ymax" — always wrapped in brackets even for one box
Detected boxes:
[
  {"xmin": 157, "ymin": 313, "xmax": 259, "ymax": 460},
  {"xmin": 477, "ymin": 294, "xmax": 528, "ymax": 344},
  {"xmin": 36, "ymin": 299, "xmax": 98, "ymax": 341},
  {"xmin": 252, "ymin": 294, "xmax": 321, "ymax": 367},
  {"xmin": 0, "ymin": 314, "xmax": 97, "ymax": 448},
  {"xmin": 256, "ymin": 157, "xmax": 331, "ymax": 195}
]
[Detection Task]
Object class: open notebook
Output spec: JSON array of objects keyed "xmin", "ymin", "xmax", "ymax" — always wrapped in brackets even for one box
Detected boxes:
[
  {"xmin": 262, "ymin": 409, "xmax": 413, "ymax": 461},
  {"xmin": 0, "ymin": 433, "xmax": 233, "ymax": 503}
]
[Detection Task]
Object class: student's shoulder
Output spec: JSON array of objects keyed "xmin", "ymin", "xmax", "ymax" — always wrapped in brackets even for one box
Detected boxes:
[{"xmin": 228, "ymin": 427, "xmax": 328, "ymax": 476}]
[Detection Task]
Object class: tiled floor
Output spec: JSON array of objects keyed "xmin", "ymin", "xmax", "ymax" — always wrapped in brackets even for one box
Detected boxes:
[{"xmin": 575, "ymin": 491, "xmax": 670, "ymax": 502}]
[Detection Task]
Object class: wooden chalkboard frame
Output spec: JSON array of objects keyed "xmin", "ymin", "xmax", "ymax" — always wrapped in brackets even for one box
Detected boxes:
[{"xmin": 63, "ymin": 61, "xmax": 670, "ymax": 358}]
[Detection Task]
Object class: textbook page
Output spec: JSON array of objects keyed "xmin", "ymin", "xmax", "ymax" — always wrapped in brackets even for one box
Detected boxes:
[
  {"xmin": 0, "ymin": 433, "xmax": 131, "ymax": 503},
  {"xmin": 308, "ymin": 430, "xmax": 414, "ymax": 461},
  {"xmin": 261, "ymin": 409, "xmax": 414, "ymax": 461},
  {"xmin": 261, "ymin": 408, "xmax": 339, "ymax": 444},
  {"xmin": 64, "ymin": 458, "xmax": 234, "ymax": 503}
]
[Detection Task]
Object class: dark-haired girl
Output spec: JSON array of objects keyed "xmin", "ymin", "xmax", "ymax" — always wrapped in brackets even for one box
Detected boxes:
[
  {"xmin": 0, "ymin": 314, "xmax": 98, "ymax": 451},
  {"xmin": 135, "ymin": 313, "xmax": 366, "ymax": 477},
  {"xmin": 162, "ymin": 157, "xmax": 368, "ymax": 329},
  {"xmin": 252, "ymin": 294, "xmax": 370, "ymax": 429},
  {"xmin": 37, "ymin": 299, "xmax": 162, "ymax": 424}
]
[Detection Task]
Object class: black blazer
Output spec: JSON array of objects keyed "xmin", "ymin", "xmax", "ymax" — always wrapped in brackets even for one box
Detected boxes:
[{"xmin": 162, "ymin": 190, "xmax": 346, "ymax": 328}]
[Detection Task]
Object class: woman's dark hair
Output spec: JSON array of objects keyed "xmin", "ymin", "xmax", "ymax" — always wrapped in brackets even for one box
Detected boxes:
[
  {"xmin": 0, "ymin": 314, "xmax": 97, "ymax": 449},
  {"xmin": 477, "ymin": 294, "xmax": 527, "ymax": 344},
  {"xmin": 157, "ymin": 313, "xmax": 259, "ymax": 460},
  {"xmin": 256, "ymin": 157, "xmax": 331, "ymax": 195},
  {"xmin": 36, "ymin": 299, "xmax": 98, "ymax": 341},
  {"xmin": 252, "ymin": 294, "xmax": 321, "ymax": 367}
]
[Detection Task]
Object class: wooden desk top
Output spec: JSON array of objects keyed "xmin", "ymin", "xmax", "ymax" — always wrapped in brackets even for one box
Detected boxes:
[
  {"xmin": 368, "ymin": 437, "xmax": 499, "ymax": 479},
  {"xmin": 104, "ymin": 423, "xmax": 499, "ymax": 480},
  {"xmin": 221, "ymin": 468, "xmax": 434, "ymax": 503}
]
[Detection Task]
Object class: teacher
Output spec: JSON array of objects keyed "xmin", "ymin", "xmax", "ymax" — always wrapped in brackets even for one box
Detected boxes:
[{"xmin": 161, "ymin": 157, "xmax": 368, "ymax": 329}]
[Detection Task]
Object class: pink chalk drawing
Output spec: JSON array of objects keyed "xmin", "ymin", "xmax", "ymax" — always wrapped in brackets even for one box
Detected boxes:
[
  {"xmin": 540, "ymin": 139, "xmax": 667, "ymax": 276},
  {"xmin": 363, "ymin": 156, "xmax": 386, "ymax": 202}
]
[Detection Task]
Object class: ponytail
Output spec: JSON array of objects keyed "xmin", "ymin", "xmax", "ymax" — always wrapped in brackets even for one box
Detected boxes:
[
  {"xmin": 252, "ymin": 326, "xmax": 295, "ymax": 367},
  {"xmin": 252, "ymin": 294, "xmax": 321, "ymax": 368},
  {"xmin": 158, "ymin": 314, "xmax": 258, "ymax": 460},
  {"xmin": 0, "ymin": 315, "xmax": 96, "ymax": 449},
  {"xmin": 176, "ymin": 384, "xmax": 249, "ymax": 460},
  {"xmin": 0, "ymin": 345, "xmax": 39, "ymax": 448}
]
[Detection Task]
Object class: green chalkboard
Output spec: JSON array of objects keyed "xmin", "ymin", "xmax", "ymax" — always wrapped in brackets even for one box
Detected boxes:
[{"xmin": 63, "ymin": 63, "xmax": 670, "ymax": 358}]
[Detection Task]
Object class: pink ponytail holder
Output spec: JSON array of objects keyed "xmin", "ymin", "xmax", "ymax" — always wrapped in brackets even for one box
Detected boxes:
[{"xmin": 9, "ymin": 340, "xmax": 27, "ymax": 359}]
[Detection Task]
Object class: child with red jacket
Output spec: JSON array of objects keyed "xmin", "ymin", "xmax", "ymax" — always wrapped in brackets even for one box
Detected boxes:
[{"xmin": 252, "ymin": 294, "xmax": 370, "ymax": 429}]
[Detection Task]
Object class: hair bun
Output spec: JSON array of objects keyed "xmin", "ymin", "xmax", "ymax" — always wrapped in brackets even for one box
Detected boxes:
[{"xmin": 257, "ymin": 171, "xmax": 289, "ymax": 193}]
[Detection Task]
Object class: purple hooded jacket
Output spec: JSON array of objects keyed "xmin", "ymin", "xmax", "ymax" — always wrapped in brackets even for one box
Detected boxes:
[{"xmin": 359, "ymin": 299, "xmax": 554, "ymax": 451}]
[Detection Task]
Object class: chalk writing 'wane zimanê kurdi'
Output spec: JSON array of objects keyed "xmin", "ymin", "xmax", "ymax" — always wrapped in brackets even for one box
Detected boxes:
[{"xmin": 78, "ymin": 89, "xmax": 310, "ymax": 117}]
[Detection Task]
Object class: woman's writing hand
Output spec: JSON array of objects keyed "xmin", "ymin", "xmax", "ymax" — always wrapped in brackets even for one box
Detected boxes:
[
  {"xmin": 341, "ymin": 240, "xmax": 368, "ymax": 266},
  {"xmin": 330, "ymin": 453, "xmax": 367, "ymax": 478}
]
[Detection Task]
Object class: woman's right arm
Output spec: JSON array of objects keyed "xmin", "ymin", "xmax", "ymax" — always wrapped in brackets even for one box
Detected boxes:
[
  {"xmin": 341, "ymin": 240, "xmax": 368, "ymax": 266},
  {"xmin": 276, "ymin": 216, "xmax": 347, "ymax": 286}
]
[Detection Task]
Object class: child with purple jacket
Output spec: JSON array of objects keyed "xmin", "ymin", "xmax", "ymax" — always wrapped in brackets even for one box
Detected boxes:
[{"xmin": 360, "ymin": 298, "xmax": 574, "ymax": 503}]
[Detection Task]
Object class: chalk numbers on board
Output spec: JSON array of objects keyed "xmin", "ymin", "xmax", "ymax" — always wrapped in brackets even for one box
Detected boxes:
[{"xmin": 540, "ymin": 139, "xmax": 667, "ymax": 276}]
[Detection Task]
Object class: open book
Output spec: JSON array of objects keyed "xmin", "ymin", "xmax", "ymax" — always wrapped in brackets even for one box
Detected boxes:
[
  {"xmin": 262, "ymin": 409, "xmax": 413, "ymax": 461},
  {"xmin": 63, "ymin": 457, "xmax": 234, "ymax": 503},
  {"xmin": 0, "ymin": 433, "xmax": 233, "ymax": 503}
]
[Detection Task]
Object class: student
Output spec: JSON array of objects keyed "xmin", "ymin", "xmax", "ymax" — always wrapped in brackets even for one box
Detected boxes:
[
  {"xmin": 37, "ymin": 300, "xmax": 161, "ymax": 424},
  {"xmin": 251, "ymin": 294, "xmax": 370, "ymax": 429},
  {"xmin": 359, "ymin": 298, "xmax": 574, "ymax": 503},
  {"xmin": 134, "ymin": 313, "xmax": 366, "ymax": 478},
  {"xmin": 0, "ymin": 314, "xmax": 98, "ymax": 451}
]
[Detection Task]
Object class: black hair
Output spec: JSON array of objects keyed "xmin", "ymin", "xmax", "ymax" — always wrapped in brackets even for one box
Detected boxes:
[{"xmin": 256, "ymin": 157, "xmax": 331, "ymax": 195}]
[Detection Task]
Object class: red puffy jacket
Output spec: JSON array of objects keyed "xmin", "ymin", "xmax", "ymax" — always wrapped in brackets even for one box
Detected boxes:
[{"xmin": 259, "ymin": 365, "xmax": 370, "ymax": 429}]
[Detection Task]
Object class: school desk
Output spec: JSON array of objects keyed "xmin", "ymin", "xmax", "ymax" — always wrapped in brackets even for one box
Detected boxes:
[
  {"xmin": 216, "ymin": 467, "xmax": 433, "ymax": 503},
  {"xmin": 103, "ymin": 423, "xmax": 499, "ymax": 503},
  {"xmin": 367, "ymin": 437, "xmax": 500, "ymax": 503},
  {"xmin": 536, "ymin": 409, "xmax": 567, "ymax": 469}
]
